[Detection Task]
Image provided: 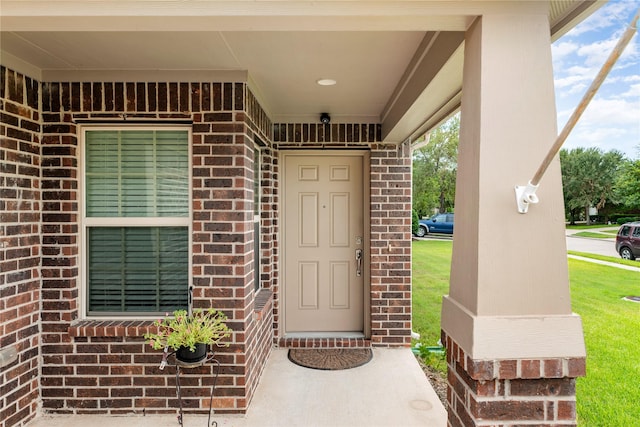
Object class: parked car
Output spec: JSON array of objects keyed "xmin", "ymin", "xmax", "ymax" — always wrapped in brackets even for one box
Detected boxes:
[
  {"xmin": 615, "ymin": 221, "xmax": 640, "ymax": 260},
  {"xmin": 415, "ymin": 213, "xmax": 454, "ymax": 237}
]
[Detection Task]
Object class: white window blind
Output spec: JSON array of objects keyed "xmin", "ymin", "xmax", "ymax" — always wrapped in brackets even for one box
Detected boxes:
[
  {"xmin": 84, "ymin": 129, "xmax": 189, "ymax": 316},
  {"xmin": 85, "ymin": 130, "xmax": 188, "ymax": 217}
]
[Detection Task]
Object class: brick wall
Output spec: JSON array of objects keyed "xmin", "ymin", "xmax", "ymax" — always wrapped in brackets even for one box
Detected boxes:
[
  {"xmin": 0, "ymin": 66, "xmax": 42, "ymax": 427},
  {"xmin": 442, "ymin": 331, "xmax": 585, "ymax": 426},
  {"xmin": 273, "ymin": 122, "xmax": 380, "ymax": 146},
  {"xmin": 242, "ymin": 90, "xmax": 277, "ymax": 405},
  {"xmin": 35, "ymin": 79, "xmax": 273, "ymax": 415},
  {"xmin": 0, "ymin": 63, "xmax": 414, "ymax": 425},
  {"xmin": 369, "ymin": 141, "xmax": 413, "ymax": 346},
  {"xmin": 273, "ymin": 126, "xmax": 413, "ymax": 347},
  {"xmin": 39, "ymin": 81, "xmax": 82, "ymax": 416}
]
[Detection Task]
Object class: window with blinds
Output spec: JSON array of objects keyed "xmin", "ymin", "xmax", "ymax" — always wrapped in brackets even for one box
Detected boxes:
[{"xmin": 82, "ymin": 128, "xmax": 190, "ymax": 316}]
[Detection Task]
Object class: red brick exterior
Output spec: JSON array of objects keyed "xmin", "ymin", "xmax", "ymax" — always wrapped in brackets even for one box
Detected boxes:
[
  {"xmin": 0, "ymin": 65, "xmax": 414, "ymax": 425},
  {"xmin": 35, "ymin": 79, "xmax": 275, "ymax": 415},
  {"xmin": 369, "ymin": 142, "xmax": 413, "ymax": 346},
  {"xmin": 273, "ymin": 129, "xmax": 413, "ymax": 347},
  {"xmin": 442, "ymin": 331, "xmax": 585, "ymax": 427},
  {"xmin": 1, "ymin": 68, "xmax": 42, "ymax": 427}
]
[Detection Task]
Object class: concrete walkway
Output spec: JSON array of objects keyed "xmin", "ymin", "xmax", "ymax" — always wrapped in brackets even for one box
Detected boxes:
[{"xmin": 26, "ymin": 348, "xmax": 446, "ymax": 427}]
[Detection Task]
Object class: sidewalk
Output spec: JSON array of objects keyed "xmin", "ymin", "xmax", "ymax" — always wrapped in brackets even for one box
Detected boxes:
[
  {"xmin": 567, "ymin": 254, "xmax": 640, "ymax": 273},
  {"xmin": 564, "ymin": 226, "xmax": 619, "ymax": 238},
  {"xmin": 27, "ymin": 348, "xmax": 447, "ymax": 427}
]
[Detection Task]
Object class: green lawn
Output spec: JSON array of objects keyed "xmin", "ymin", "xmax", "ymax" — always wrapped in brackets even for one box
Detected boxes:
[
  {"xmin": 412, "ymin": 240, "xmax": 640, "ymax": 426},
  {"xmin": 569, "ymin": 250, "xmax": 640, "ymax": 267},
  {"xmin": 572, "ymin": 231, "xmax": 616, "ymax": 239},
  {"xmin": 412, "ymin": 240, "xmax": 451, "ymax": 346},
  {"xmin": 599, "ymin": 229, "xmax": 619, "ymax": 235},
  {"xmin": 566, "ymin": 225, "xmax": 619, "ymax": 231}
]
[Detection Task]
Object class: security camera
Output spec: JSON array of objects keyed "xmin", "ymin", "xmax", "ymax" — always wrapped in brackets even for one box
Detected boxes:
[{"xmin": 320, "ymin": 112, "xmax": 331, "ymax": 124}]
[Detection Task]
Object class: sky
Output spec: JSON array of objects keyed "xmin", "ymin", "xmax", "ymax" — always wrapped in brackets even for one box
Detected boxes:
[{"xmin": 552, "ymin": 0, "xmax": 640, "ymax": 160}]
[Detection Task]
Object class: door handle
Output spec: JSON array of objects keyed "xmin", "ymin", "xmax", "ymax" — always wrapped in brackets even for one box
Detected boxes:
[{"xmin": 355, "ymin": 249, "xmax": 363, "ymax": 277}]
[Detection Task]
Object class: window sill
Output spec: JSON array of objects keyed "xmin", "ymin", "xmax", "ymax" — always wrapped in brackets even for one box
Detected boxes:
[
  {"xmin": 68, "ymin": 320, "xmax": 157, "ymax": 338},
  {"xmin": 69, "ymin": 290, "xmax": 274, "ymax": 338},
  {"xmin": 254, "ymin": 289, "xmax": 273, "ymax": 321}
]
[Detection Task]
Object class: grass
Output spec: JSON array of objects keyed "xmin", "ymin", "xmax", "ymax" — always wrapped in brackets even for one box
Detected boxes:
[
  {"xmin": 572, "ymin": 231, "xmax": 616, "ymax": 239},
  {"xmin": 569, "ymin": 250, "xmax": 640, "ymax": 267},
  {"xmin": 568, "ymin": 258, "xmax": 640, "ymax": 426},
  {"xmin": 599, "ymin": 229, "xmax": 619, "ymax": 235},
  {"xmin": 411, "ymin": 240, "xmax": 451, "ymax": 374},
  {"xmin": 566, "ymin": 224, "xmax": 619, "ymax": 230},
  {"xmin": 412, "ymin": 240, "xmax": 640, "ymax": 426}
]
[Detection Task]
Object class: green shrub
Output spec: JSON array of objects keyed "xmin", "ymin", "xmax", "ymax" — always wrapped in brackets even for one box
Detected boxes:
[
  {"xmin": 415, "ymin": 342, "xmax": 447, "ymax": 374},
  {"xmin": 616, "ymin": 216, "xmax": 640, "ymax": 225},
  {"xmin": 412, "ymin": 209, "xmax": 419, "ymax": 235}
]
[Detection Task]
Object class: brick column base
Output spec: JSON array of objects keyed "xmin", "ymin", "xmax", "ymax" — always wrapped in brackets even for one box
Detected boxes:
[{"xmin": 442, "ymin": 331, "xmax": 586, "ymax": 427}]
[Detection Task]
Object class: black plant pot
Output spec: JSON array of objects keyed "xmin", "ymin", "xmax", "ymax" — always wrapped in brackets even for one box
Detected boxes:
[{"xmin": 176, "ymin": 343, "xmax": 208, "ymax": 364}]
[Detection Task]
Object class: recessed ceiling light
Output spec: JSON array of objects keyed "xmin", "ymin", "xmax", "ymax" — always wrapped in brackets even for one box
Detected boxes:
[{"xmin": 317, "ymin": 79, "xmax": 337, "ymax": 86}]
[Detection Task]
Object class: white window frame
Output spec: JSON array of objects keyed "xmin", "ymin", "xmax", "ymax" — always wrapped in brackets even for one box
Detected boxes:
[{"xmin": 79, "ymin": 125, "xmax": 192, "ymax": 320}]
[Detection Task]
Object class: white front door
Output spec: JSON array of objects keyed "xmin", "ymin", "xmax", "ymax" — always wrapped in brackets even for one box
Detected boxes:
[{"xmin": 282, "ymin": 152, "xmax": 365, "ymax": 333}]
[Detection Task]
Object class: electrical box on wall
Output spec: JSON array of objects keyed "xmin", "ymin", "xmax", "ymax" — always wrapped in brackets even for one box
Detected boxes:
[{"xmin": 0, "ymin": 345, "xmax": 18, "ymax": 368}]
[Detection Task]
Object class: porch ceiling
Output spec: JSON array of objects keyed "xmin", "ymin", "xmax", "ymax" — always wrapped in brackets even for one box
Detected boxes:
[{"xmin": 0, "ymin": 0, "xmax": 601, "ymax": 143}]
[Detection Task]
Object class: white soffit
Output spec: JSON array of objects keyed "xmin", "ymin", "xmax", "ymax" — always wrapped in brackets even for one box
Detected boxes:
[
  {"xmin": 3, "ymin": 32, "xmax": 240, "ymax": 71},
  {"xmin": 223, "ymin": 31, "xmax": 427, "ymax": 123}
]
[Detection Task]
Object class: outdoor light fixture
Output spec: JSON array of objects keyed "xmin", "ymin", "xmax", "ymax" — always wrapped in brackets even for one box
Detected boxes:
[{"xmin": 320, "ymin": 112, "xmax": 331, "ymax": 124}]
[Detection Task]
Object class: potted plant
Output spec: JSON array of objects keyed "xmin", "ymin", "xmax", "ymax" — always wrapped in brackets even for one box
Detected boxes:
[{"xmin": 145, "ymin": 308, "xmax": 231, "ymax": 364}]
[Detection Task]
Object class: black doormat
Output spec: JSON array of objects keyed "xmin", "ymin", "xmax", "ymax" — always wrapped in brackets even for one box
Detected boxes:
[{"xmin": 288, "ymin": 348, "xmax": 373, "ymax": 370}]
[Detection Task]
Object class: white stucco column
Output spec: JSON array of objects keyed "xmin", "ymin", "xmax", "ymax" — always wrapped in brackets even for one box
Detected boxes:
[{"xmin": 441, "ymin": 4, "xmax": 586, "ymax": 361}]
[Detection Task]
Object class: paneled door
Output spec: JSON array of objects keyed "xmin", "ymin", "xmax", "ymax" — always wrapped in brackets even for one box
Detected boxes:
[{"xmin": 282, "ymin": 152, "xmax": 365, "ymax": 333}]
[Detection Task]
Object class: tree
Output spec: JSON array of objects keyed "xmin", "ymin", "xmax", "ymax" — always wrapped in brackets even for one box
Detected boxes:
[
  {"xmin": 411, "ymin": 209, "xmax": 420, "ymax": 235},
  {"xmin": 559, "ymin": 147, "xmax": 625, "ymax": 224},
  {"xmin": 615, "ymin": 156, "xmax": 640, "ymax": 211},
  {"xmin": 412, "ymin": 115, "xmax": 459, "ymax": 217}
]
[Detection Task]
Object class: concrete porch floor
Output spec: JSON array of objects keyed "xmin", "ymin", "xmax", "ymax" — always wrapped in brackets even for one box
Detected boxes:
[{"xmin": 27, "ymin": 348, "xmax": 446, "ymax": 427}]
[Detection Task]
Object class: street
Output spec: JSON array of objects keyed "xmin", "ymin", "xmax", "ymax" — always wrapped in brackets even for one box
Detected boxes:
[{"xmin": 565, "ymin": 235, "xmax": 619, "ymax": 258}]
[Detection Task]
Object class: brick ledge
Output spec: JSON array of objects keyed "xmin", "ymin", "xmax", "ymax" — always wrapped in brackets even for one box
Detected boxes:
[
  {"xmin": 277, "ymin": 337, "xmax": 372, "ymax": 348},
  {"xmin": 254, "ymin": 288, "xmax": 273, "ymax": 321},
  {"xmin": 68, "ymin": 320, "xmax": 156, "ymax": 338},
  {"xmin": 68, "ymin": 290, "xmax": 274, "ymax": 337}
]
